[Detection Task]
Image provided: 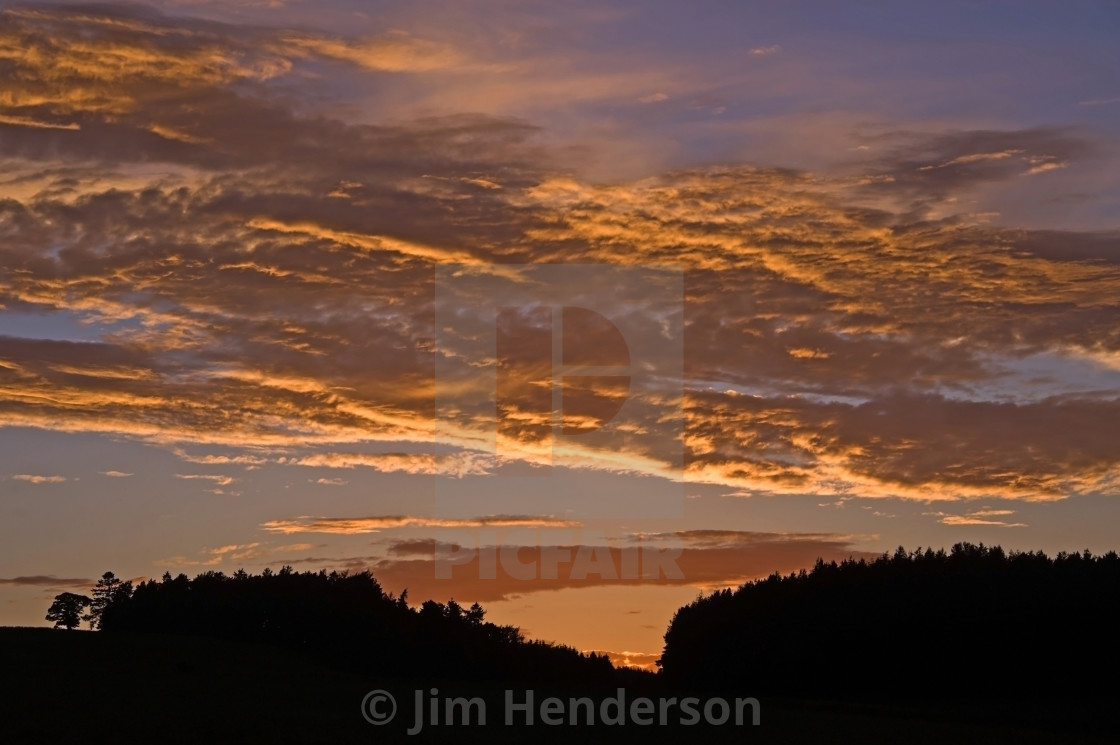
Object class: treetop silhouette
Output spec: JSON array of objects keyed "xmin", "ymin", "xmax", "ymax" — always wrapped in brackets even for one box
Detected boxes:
[
  {"xmin": 66, "ymin": 566, "xmax": 612, "ymax": 687},
  {"xmin": 658, "ymin": 542, "xmax": 1120, "ymax": 697}
]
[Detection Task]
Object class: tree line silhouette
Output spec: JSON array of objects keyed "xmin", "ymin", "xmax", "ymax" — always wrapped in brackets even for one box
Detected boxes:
[
  {"xmin": 658, "ymin": 543, "xmax": 1120, "ymax": 697},
  {"xmin": 48, "ymin": 543, "xmax": 1120, "ymax": 698},
  {"xmin": 48, "ymin": 567, "xmax": 614, "ymax": 687}
]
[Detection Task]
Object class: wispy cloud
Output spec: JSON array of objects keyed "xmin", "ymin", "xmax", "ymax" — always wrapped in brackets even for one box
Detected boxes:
[
  {"xmin": 1079, "ymin": 96, "xmax": 1120, "ymax": 106},
  {"xmin": 175, "ymin": 474, "xmax": 236, "ymax": 487},
  {"xmin": 12, "ymin": 474, "xmax": 67, "ymax": 484},
  {"xmin": 281, "ymin": 32, "xmax": 467, "ymax": 72},
  {"xmin": 261, "ymin": 515, "xmax": 583, "ymax": 534},
  {"xmin": 157, "ymin": 540, "xmax": 346, "ymax": 568},
  {"xmin": 924, "ymin": 509, "xmax": 1027, "ymax": 528},
  {"xmin": 0, "ymin": 575, "xmax": 92, "ymax": 589},
  {"xmin": 286, "ymin": 452, "xmax": 491, "ymax": 477},
  {"xmin": 0, "ymin": 114, "xmax": 80, "ymax": 130}
]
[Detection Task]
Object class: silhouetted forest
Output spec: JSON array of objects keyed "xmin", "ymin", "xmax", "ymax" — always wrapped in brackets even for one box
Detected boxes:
[
  {"xmin": 72, "ymin": 566, "xmax": 615, "ymax": 687},
  {"xmin": 28, "ymin": 543, "xmax": 1120, "ymax": 742},
  {"xmin": 659, "ymin": 543, "xmax": 1120, "ymax": 697}
]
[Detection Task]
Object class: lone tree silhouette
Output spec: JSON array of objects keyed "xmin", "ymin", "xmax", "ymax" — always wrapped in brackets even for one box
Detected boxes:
[
  {"xmin": 84, "ymin": 572, "xmax": 132, "ymax": 630},
  {"xmin": 45, "ymin": 592, "xmax": 91, "ymax": 630}
]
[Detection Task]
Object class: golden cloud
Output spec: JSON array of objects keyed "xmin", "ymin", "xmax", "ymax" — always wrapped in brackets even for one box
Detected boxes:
[
  {"xmin": 261, "ymin": 514, "xmax": 583, "ymax": 535},
  {"xmin": 1, "ymin": 5, "xmax": 1118, "ymax": 506}
]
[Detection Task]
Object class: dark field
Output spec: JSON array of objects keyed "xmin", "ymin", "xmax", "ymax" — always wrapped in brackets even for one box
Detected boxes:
[{"xmin": 3, "ymin": 627, "xmax": 1113, "ymax": 744}]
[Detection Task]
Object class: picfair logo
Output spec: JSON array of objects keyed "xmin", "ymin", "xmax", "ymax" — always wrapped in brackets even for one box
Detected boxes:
[{"xmin": 434, "ymin": 264, "xmax": 683, "ymax": 520}]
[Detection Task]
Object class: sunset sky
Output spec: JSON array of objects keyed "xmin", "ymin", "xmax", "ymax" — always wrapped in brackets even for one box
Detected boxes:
[{"xmin": 2, "ymin": 0, "xmax": 1120, "ymax": 669}]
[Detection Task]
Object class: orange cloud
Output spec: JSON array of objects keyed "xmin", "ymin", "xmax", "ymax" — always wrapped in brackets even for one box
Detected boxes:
[
  {"xmin": 261, "ymin": 515, "xmax": 583, "ymax": 535},
  {"xmin": 345, "ymin": 530, "xmax": 879, "ymax": 602},
  {"xmin": 12, "ymin": 474, "xmax": 67, "ymax": 484},
  {"xmin": 156, "ymin": 540, "xmax": 318, "ymax": 568},
  {"xmin": 175, "ymin": 474, "xmax": 236, "ymax": 487},
  {"xmin": 281, "ymin": 32, "xmax": 466, "ymax": 72},
  {"xmin": 287, "ymin": 452, "xmax": 491, "ymax": 477},
  {"xmin": 925, "ymin": 509, "xmax": 1028, "ymax": 528},
  {"xmin": 1, "ymin": 4, "xmax": 1118, "ymax": 507}
]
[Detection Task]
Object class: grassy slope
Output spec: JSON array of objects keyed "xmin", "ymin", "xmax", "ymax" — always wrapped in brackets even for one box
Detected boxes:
[{"xmin": 2, "ymin": 627, "xmax": 1112, "ymax": 744}]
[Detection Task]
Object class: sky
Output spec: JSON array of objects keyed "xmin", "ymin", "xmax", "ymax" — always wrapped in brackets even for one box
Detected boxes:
[{"xmin": 1, "ymin": 0, "xmax": 1119, "ymax": 670}]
